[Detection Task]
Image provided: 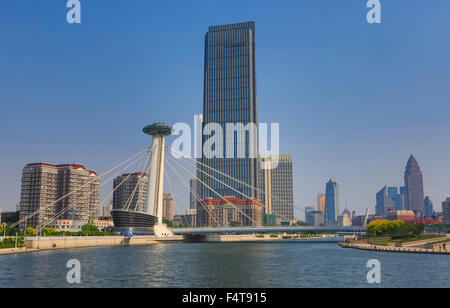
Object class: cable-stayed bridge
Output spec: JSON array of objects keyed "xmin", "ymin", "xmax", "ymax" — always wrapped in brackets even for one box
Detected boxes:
[{"xmin": 13, "ymin": 123, "xmax": 367, "ymax": 239}]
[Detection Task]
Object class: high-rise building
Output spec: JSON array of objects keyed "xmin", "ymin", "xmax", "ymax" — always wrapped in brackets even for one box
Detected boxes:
[
  {"xmin": 199, "ymin": 21, "xmax": 259, "ymax": 201},
  {"xmin": 375, "ymin": 186, "xmax": 396, "ymax": 218},
  {"xmin": 388, "ymin": 187, "xmax": 398, "ymax": 200},
  {"xmin": 305, "ymin": 207, "xmax": 323, "ymax": 226},
  {"xmin": 56, "ymin": 164, "xmax": 100, "ymax": 221},
  {"xmin": 112, "ymin": 172, "xmax": 148, "ymax": 212},
  {"xmin": 317, "ymin": 193, "xmax": 325, "ymax": 212},
  {"xmin": 404, "ymin": 155, "xmax": 425, "ymax": 217},
  {"xmin": 386, "ymin": 186, "xmax": 406, "ymax": 210},
  {"xmin": 424, "ymin": 196, "xmax": 434, "ymax": 218},
  {"xmin": 19, "ymin": 163, "xmax": 99, "ymax": 229},
  {"xmin": 442, "ymin": 198, "xmax": 450, "ymax": 225},
  {"xmin": 325, "ymin": 178, "xmax": 340, "ymax": 224},
  {"xmin": 163, "ymin": 193, "xmax": 174, "ymax": 221},
  {"xmin": 259, "ymin": 155, "xmax": 294, "ymax": 221},
  {"xmin": 189, "ymin": 179, "xmax": 199, "ymax": 209},
  {"xmin": 337, "ymin": 213, "xmax": 352, "ymax": 227}
]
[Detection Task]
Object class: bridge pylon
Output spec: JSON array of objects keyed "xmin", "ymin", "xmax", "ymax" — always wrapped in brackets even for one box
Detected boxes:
[{"xmin": 143, "ymin": 123, "xmax": 174, "ymax": 237}]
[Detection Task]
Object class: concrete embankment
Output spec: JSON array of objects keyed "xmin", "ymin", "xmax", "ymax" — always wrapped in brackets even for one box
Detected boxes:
[
  {"xmin": 196, "ymin": 234, "xmax": 340, "ymax": 243},
  {"xmin": 340, "ymin": 235, "xmax": 450, "ymax": 255},
  {"xmin": 0, "ymin": 235, "xmax": 184, "ymax": 256}
]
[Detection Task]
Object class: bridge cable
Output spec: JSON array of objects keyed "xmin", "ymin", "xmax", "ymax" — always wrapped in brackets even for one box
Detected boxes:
[
  {"xmin": 164, "ymin": 153, "xmax": 259, "ymax": 227},
  {"xmin": 165, "ymin": 159, "xmax": 222, "ymax": 228}
]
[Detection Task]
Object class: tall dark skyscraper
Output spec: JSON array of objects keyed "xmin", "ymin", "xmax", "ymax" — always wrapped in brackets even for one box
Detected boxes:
[
  {"xmin": 404, "ymin": 155, "xmax": 425, "ymax": 216},
  {"xmin": 325, "ymin": 178, "xmax": 340, "ymax": 224},
  {"xmin": 199, "ymin": 22, "xmax": 259, "ymax": 200}
]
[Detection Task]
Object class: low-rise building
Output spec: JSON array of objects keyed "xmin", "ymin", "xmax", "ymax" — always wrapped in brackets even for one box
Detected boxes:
[
  {"xmin": 197, "ymin": 197, "xmax": 263, "ymax": 227},
  {"xmin": 386, "ymin": 209, "xmax": 416, "ymax": 221}
]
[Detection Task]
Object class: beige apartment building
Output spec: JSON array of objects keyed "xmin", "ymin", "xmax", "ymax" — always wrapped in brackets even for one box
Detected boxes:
[{"xmin": 19, "ymin": 163, "xmax": 100, "ymax": 229}]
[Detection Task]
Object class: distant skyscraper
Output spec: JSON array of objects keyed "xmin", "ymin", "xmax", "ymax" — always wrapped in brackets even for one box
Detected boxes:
[
  {"xmin": 325, "ymin": 178, "xmax": 340, "ymax": 224},
  {"xmin": 189, "ymin": 179, "xmax": 199, "ymax": 209},
  {"xmin": 163, "ymin": 193, "xmax": 174, "ymax": 221},
  {"xmin": 442, "ymin": 198, "xmax": 450, "ymax": 225},
  {"xmin": 376, "ymin": 186, "xmax": 396, "ymax": 217},
  {"xmin": 113, "ymin": 172, "xmax": 148, "ymax": 212},
  {"xmin": 317, "ymin": 193, "xmax": 325, "ymax": 212},
  {"xmin": 424, "ymin": 196, "xmax": 434, "ymax": 218},
  {"xmin": 199, "ymin": 21, "xmax": 259, "ymax": 200},
  {"xmin": 388, "ymin": 187, "xmax": 398, "ymax": 200},
  {"xmin": 404, "ymin": 155, "xmax": 425, "ymax": 216},
  {"xmin": 305, "ymin": 206, "xmax": 323, "ymax": 226},
  {"xmin": 259, "ymin": 155, "xmax": 294, "ymax": 221}
]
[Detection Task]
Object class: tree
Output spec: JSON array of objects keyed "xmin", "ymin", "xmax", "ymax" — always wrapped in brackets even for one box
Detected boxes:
[
  {"xmin": 81, "ymin": 223, "xmax": 100, "ymax": 235},
  {"xmin": 26, "ymin": 227, "xmax": 36, "ymax": 236},
  {"xmin": 229, "ymin": 221, "xmax": 241, "ymax": 227}
]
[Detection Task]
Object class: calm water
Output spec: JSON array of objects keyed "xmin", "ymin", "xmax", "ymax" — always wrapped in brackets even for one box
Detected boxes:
[{"xmin": 0, "ymin": 243, "xmax": 449, "ymax": 288}]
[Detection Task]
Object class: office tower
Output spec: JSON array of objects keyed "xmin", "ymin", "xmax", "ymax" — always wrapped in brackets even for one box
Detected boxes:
[
  {"xmin": 404, "ymin": 155, "xmax": 425, "ymax": 216},
  {"xmin": 199, "ymin": 21, "xmax": 259, "ymax": 200},
  {"xmin": 325, "ymin": 178, "xmax": 340, "ymax": 224},
  {"xmin": 442, "ymin": 198, "xmax": 450, "ymax": 225},
  {"xmin": 395, "ymin": 187, "xmax": 406, "ymax": 210},
  {"xmin": 19, "ymin": 163, "xmax": 99, "ymax": 229},
  {"xmin": 317, "ymin": 193, "xmax": 325, "ymax": 212},
  {"xmin": 112, "ymin": 172, "xmax": 148, "ymax": 212},
  {"xmin": 375, "ymin": 186, "xmax": 396, "ymax": 218},
  {"xmin": 305, "ymin": 206, "xmax": 324, "ymax": 226},
  {"xmin": 388, "ymin": 187, "xmax": 398, "ymax": 200},
  {"xmin": 259, "ymin": 155, "xmax": 294, "ymax": 221},
  {"xmin": 424, "ymin": 196, "xmax": 434, "ymax": 218},
  {"xmin": 189, "ymin": 179, "xmax": 199, "ymax": 209},
  {"xmin": 197, "ymin": 196, "xmax": 263, "ymax": 227},
  {"xmin": 163, "ymin": 193, "xmax": 174, "ymax": 221}
]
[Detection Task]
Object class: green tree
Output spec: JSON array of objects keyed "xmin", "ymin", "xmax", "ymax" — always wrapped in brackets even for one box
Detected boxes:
[
  {"xmin": 229, "ymin": 221, "xmax": 241, "ymax": 227},
  {"xmin": 26, "ymin": 227, "xmax": 36, "ymax": 236}
]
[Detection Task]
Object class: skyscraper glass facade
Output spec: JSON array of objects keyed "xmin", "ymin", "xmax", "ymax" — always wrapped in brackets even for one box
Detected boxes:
[
  {"xmin": 199, "ymin": 22, "xmax": 259, "ymax": 200},
  {"xmin": 325, "ymin": 178, "xmax": 340, "ymax": 224},
  {"xmin": 259, "ymin": 155, "xmax": 294, "ymax": 221},
  {"xmin": 404, "ymin": 155, "xmax": 425, "ymax": 216}
]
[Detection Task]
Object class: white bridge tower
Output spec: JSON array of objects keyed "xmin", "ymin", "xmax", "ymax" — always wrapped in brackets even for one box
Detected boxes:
[{"xmin": 143, "ymin": 123, "xmax": 173, "ymax": 237}]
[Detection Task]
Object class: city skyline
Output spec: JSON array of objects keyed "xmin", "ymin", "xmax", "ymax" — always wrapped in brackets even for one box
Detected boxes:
[{"xmin": 1, "ymin": 1, "xmax": 450, "ymax": 219}]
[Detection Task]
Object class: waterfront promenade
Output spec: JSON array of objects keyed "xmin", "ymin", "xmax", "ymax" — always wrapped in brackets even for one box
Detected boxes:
[{"xmin": 340, "ymin": 235, "xmax": 450, "ymax": 255}]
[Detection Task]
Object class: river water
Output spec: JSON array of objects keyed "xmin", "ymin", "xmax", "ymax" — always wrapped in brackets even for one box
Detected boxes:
[{"xmin": 0, "ymin": 242, "xmax": 448, "ymax": 288}]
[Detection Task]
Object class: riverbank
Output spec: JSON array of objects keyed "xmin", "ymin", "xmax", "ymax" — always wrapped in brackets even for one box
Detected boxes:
[
  {"xmin": 0, "ymin": 234, "xmax": 341, "ymax": 256},
  {"xmin": 340, "ymin": 235, "xmax": 450, "ymax": 255},
  {"xmin": 0, "ymin": 236, "xmax": 184, "ymax": 256}
]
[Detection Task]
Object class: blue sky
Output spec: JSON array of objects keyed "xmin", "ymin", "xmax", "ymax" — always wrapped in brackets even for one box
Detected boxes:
[{"xmin": 1, "ymin": 0, "xmax": 449, "ymax": 218}]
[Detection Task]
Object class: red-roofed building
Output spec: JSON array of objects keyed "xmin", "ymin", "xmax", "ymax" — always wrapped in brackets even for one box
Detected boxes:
[{"xmin": 197, "ymin": 196, "xmax": 263, "ymax": 227}]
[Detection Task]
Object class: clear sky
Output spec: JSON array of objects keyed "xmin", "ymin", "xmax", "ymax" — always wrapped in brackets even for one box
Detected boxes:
[{"xmin": 1, "ymin": 0, "xmax": 449, "ymax": 219}]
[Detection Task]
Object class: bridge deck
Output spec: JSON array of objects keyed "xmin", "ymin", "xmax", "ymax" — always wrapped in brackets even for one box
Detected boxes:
[{"xmin": 171, "ymin": 226, "xmax": 366, "ymax": 235}]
